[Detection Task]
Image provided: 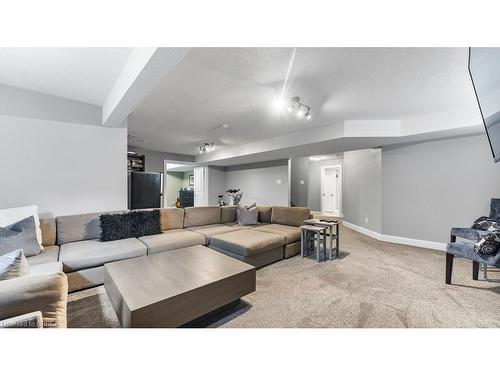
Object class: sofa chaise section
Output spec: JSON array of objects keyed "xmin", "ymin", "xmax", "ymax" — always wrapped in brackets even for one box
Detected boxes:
[
  {"xmin": 209, "ymin": 229, "xmax": 285, "ymax": 268},
  {"xmin": 253, "ymin": 206, "xmax": 310, "ymax": 258},
  {"xmin": 184, "ymin": 206, "xmax": 246, "ymax": 244}
]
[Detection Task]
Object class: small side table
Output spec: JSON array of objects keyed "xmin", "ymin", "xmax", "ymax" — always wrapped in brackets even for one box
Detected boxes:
[
  {"xmin": 300, "ymin": 225, "xmax": 327, "ymax": 262},
  {"xmin": 303, "ymin": 219, "xmax": 340, "ymax": 260}
]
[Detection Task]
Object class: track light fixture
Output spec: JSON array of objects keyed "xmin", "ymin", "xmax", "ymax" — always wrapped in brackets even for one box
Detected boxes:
[
  {"xmin": 199, "ymin": 142, "xmax": 215, "ymax": 153},
  {"xmin": 275, "ymin": 96, "xmax": 312, "ymax": 120}
]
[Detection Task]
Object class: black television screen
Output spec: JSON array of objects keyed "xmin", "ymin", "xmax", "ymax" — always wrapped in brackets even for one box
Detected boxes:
[{"xmin": 468, "ymin": 47, "xmax": 500, "ymax": 162}]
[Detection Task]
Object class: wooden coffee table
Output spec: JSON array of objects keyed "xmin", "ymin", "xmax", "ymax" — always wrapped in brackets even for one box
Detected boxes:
[{"xmin": 104, "ymin": 245, "xmax": 256, "ymax": 327}]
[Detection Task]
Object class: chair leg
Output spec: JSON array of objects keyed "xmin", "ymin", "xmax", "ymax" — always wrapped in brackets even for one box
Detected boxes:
[
  {"xmin": 445, "ymin": 252, "xmax": 454, "ymax": 284},
  {"xmin": 473, "ymin": 261, "xmax": 479, "ymax": 281}
]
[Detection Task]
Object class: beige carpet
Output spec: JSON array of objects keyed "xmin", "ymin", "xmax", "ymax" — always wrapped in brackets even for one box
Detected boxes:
[{"xmin": 67, "ymin": 227, "xmax": 500, "ymax": 328}]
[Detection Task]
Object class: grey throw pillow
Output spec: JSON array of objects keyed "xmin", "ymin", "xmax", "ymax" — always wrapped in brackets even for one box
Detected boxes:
[
  {"xmin": 0, "ymin": 249, "xmax": 30, "ymax": 281},
  {"xmin": 237, "ymin": 204, "xmax": 258, "ymax": 225},
  {"xmin": 0, "ymin": 216, "xmax": 42, "ymax": 257}
]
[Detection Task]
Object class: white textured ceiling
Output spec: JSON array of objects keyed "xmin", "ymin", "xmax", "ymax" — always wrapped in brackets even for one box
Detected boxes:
[
  {"xmin": 128, "ymin": 47, "xmax": 478, "ymax": 155},
  {"xmin": 0, "ymin": 48, "xmax": 133, "ymax": 105}
]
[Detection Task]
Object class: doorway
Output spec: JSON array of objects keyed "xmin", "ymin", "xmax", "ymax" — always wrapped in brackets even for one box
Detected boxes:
[
  {"xmin": 320, "ymin": 165, "xmax": 342, "ymax": 216},
  {"xmin": 164, "ymin": 162, "xmax": 206, "ymax": 208}
]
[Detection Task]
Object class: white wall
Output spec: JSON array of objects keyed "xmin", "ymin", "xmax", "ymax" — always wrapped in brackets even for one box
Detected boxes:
[
  {"xmin": 0, "ymin": 84, "xmax": 102, "ymax": 125},
  {"xmin": 224, "ymin": 161, "xmax": 289, "ymax": 206},
  {"xmin": 343, "ymin": 149, "xmax": 382, "ymax": 233},
  {"xmin": 0, "ymin": 115, "xmax": 127, "ymax": 217}
]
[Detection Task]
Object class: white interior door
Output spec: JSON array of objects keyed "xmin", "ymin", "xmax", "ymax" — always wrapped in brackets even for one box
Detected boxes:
[
  {"xmin": 193, "ymin": 166, "xmax": 208, "ymax": 206},
  {"xmin": 321, "ymin": 165, "xmax": 342, "ymax": 216}
]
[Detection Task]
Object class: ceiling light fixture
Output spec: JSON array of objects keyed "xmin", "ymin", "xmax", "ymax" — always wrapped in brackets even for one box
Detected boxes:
[
  {"xmin": 199, "ymin": 143, "xmax": 215, "ymax": 153},
  {"xmin": 275, "ymin": 96, "xmax": 312, "ymax": 120}
]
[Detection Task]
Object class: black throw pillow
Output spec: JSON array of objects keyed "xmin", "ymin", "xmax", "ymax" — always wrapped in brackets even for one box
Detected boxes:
[{"xmin": 100, "ymin": 210, "xmax": 161, "ymax": 242}]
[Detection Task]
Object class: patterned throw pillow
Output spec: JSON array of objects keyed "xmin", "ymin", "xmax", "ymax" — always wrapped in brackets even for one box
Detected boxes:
[
  {"xmin": 0, "ymin": 249, "xmax": 30, "ymax": 281},
  {"xmin": 0, "ymin": 216, "xmax": 42, "ymax": 257},
  {"xmin": 237, "ymin": 204, "xmax": 258, "ymax": 225}
]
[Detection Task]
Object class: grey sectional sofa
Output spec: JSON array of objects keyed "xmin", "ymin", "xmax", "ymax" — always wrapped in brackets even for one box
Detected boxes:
[{"xmin": 21, "ymin": 205, "xmax": 310, "ymax": 293}]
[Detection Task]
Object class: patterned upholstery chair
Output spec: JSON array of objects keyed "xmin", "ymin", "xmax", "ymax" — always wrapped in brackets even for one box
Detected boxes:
[{"xmin": 446, "ymin": 198, "xmax": 500, "ymax": 284}]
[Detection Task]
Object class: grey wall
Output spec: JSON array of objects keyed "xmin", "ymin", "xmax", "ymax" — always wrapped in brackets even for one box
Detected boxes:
[
  {"xmin": 290, "ymin": 157, "xmax": 309, "ymax": 207},
  {"xmin": 127, "ymin": 146, "xmax": 194, "ymax": 173},
  {"xmin": 208, "ymin": 166, "xmax": 226, "ymax": 206},
  {"xmin": 224, "ymin": 160, "xmax": 289, "ymax": 206},
  {"xmin": 382, "ymin": 133, "xmax": 500, "ymax": 243},
  {"xmin": 343, "ymin": 149, "xmax": 382, "ymax": 233},
  {"xmin": 0, "ymin": 115, "xmax": 127, "ymax": 217},
  {"xmin": 308, "ymin": 156, "xmax": 344, "ymax": 211}
]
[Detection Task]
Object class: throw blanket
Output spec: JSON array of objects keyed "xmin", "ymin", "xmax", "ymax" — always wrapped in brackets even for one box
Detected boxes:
[{"xmin": 472, "ymin": 216, "xmax": 500, "ymax": 255}]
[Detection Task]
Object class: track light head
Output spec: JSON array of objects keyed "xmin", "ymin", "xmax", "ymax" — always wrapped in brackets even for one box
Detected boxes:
[
  {"xmin": 199, "ymin": 142, "xmax": 215, "ymax": 153},
  {"xmin": 275, "ymin": 96, "xmax": 311, "ymax": 120}
]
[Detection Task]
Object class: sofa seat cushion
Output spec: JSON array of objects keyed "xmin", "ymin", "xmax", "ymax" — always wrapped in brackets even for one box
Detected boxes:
[
  {"xmin": 139, "ymin": 229, "xmax": 205, "ymax": 255},
  {"xmin": 253, "ymin": 224, "xmax": 301, "ymax": 244},
  {"xmin": 186, "ymin": 224, "xmax": 244, "ymax": 241},
  {"xmin": 210, "ymin": 230, "xmax": 284, "ymax": 257},
  {"xmin": 26, "ymin": 245, "xmax": 59, "ymax": 267},
  {"xmin": 59, "ymin": 238, "xmax": 147, "ymax": 272},
  {"xmin": 30, "ymin": 261, "xmax": 63, "ymax": 276}
]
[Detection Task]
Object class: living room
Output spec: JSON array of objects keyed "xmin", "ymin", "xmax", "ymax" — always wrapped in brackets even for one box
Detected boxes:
[{"xmin": 1, "ymin": 2, "xmax": 499, "ymax": 375}]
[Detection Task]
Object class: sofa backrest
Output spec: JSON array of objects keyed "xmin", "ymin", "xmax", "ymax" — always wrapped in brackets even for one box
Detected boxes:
[
  {"xmin": 257, "ymin": 205, "xmax": 272, "ymax": 223},
  {"xmin": 160, "ymin": 208, "xmax": 184, "ymax": 230},
  {"xmin": 39, "ymin": 217, "xmax": 57, "ymax": 247},
  {"xmin": 220, "ymin": 206, "xmax": 236, "ymax": 223},
  {"xmin": 56, "ymin": 210, "xmax": 124, "ymax": 245},
  {"xmin": 183, "ymin": 206, "xmax": 221, "ymax": 227},
  {"xmin": 271, "ymin": 206, "xmax": 311, "ymax": 227}
]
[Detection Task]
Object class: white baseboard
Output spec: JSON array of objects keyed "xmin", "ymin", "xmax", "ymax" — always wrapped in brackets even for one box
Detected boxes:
[
  {"xmin": 342, "ymin": 221, "xmax": 383, "ymax": 241},
  {"xmin": 342, "ymin": 221, "xmax": 446, "ymax": 251}
]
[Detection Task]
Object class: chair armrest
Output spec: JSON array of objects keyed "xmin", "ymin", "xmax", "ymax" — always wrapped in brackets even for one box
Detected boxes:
[
  {"xmin": 0, "ymin": 311, "xmax": 43, "ymax": 328},
  {"xmin": 450, "ymin": 227, "xmax": 481, "ymax": 242},
  {"xmin": 0, "ymin": 272, "xmax": 68, "ymax": 328}
]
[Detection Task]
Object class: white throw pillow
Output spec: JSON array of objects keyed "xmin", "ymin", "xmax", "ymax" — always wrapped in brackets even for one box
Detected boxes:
[
  {"xmin": 0, "ymin": 205, "xmax": 43, "ymax": 250},
  {"xmin": 0, "ymin": 249, "xmax": 30, "ymax": 281}
]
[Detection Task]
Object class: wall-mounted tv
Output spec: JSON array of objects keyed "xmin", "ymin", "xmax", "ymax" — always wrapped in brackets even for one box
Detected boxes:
[{"xmin": 468, "ymin": 47, "xmax": 500, "ymax": 162}]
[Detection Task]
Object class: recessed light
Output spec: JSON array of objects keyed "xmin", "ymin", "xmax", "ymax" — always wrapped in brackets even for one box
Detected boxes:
[{"xmin": 219, "ymin": 124, "xmax": 230, "ymax": 129}]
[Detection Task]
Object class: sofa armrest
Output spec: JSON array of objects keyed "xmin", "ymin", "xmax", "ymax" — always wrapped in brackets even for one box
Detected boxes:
[
  {"xmin": 0, "ymin": 311, "xmax": 43, "ymax": 328},
  {"xmin": 0, "ymin": 272, "xmax": 68, "ymax": 328},
  {"xmin": 450, "ymin": 227, "xmax": 481, "ymax": 242}
]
